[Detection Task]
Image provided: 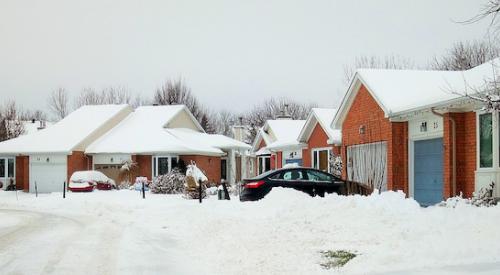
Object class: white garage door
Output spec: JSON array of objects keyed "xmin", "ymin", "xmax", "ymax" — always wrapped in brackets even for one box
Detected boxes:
[{"xmin": 29, "ymin": 155, "xmax": 67, "ymax": 193}]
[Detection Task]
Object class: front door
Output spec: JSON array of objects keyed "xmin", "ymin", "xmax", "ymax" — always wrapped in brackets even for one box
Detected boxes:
[{"xmin": 414, "ymin": 138, "xmax": 444, "ymax": 206}]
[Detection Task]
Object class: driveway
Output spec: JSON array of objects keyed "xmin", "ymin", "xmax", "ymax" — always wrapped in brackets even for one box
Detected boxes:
[{"xmin": 0, "ymin": 209, "xmax": 186, "ymax": 275}]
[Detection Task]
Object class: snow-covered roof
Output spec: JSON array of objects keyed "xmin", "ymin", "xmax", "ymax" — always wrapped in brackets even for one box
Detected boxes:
[
  {"xmin": 298, "ymin": 108, "xmax": 341, "ymax": 145},
  {"xmin": 167, "ymin": 128, "xmax": 251, "ymax": 151},
  {"xmin": 86, "ymin": 105, "xmax": 216, "ymax": 155},
  {"xmin": 21, "ymin": 120, "xmax": 54, "ymax": 135},
  {"xmin": 252, "ymin": 119, "xmax": 306, "ymax": 152},
  {"xmin": 86, "ymin": 106, "xmax": 247, "ymax": 156},
  {"xmin": 333, "ymin": 58, "xmax": 500, "ymax": 128},
  {"xmin": 0, "ymin": 105, "xmax": 132, "ymax": 155}
]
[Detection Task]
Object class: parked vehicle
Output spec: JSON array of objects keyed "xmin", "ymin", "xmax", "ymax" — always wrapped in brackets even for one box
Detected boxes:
[
  {"xmin": 68, "ymin": 171, "xmax": 115, "ymax": 192},
  {"xmin": 240, "ymin": 167, "xmax": 345, "ymax": 201}
]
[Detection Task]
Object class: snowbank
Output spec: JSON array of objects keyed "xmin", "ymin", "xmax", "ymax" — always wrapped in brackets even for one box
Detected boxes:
[{"xmin": 0, "ymin": 189, "xmax": 499, "ymax": 275}]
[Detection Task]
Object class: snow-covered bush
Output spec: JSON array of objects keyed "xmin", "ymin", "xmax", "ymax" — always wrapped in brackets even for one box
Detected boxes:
[
  {"xmin": 472, "ymin": 182, "xmax": 497, "ymax": 207},
  {"xmin": 439, "ymin": 182, "xmax": 497, "ymax": 208},
  {"xmin": 150, "ymin": 168, "xmax": 186, "ymax": 194},
  {"xmin": 330, "ymin": 154, "xmax": 342, "ymax": 177}
]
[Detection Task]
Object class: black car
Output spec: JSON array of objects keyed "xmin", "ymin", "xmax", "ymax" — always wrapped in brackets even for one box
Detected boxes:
[{"xmin": 240, "ymin": 167, "xmax": 345, "ymax": 201}]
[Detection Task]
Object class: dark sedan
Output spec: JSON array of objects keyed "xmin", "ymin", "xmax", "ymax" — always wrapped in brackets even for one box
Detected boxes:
[{"xmin": 240, "ymin": 167, "xmax": 345, "ymax": 201}]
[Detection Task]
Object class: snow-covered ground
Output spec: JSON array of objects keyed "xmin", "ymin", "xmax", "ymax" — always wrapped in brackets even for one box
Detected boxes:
[{"xmin": 1, "ymin": 189, "xmax": 500, "ymax": 275}]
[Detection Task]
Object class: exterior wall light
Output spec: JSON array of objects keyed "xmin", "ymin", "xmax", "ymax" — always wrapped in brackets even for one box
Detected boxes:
[
  {"xmin": 420, "ymin": 121, "xmax": 428, "ymax": 132},
  {"xmin": 359, "ymin": 125, "xmax": 366, "ymax": 135}
]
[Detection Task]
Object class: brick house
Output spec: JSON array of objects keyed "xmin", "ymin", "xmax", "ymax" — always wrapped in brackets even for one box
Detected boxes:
[
  {"xmin": 332, "ymin": 58, "xmax": 499, "ymax": 205},
  {"xmin": 251, "ymin": 119, "xmax": 306, "ymax": 174},
  {"xmin": 297, "ymin": 108, "xmax": 341, "ymax": 173},
  {"xmin": 0, "ymin": 104, "xmax": 250, "ymax": 193},
  {"xmin": 0, "ymin": 105, "xmax": 133, "ymax": 192},
  {"xmin": 86, "ymin": 105, "xmax": 251, "ymax": 185}
]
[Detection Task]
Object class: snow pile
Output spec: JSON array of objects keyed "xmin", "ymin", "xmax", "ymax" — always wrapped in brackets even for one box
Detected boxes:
[{"xmin": 1, "ymin": 189, "xmax": 500, "ymax": 274}]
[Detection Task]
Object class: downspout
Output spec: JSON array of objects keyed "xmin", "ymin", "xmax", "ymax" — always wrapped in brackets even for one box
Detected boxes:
[{"xmin": 431, "ymin": 108, "xmax": 456, "ymax": 196}]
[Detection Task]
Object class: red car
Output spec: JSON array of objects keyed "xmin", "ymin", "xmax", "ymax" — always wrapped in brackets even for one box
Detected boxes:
[{"xmin": 68, "ymin": 171, "xmax": 115, "ymax": 192}]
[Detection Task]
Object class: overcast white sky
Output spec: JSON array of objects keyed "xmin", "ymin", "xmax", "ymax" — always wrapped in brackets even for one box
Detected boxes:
[{"xmin": 0, "ymin": 0, "xmax": 493, "ymax": 115}]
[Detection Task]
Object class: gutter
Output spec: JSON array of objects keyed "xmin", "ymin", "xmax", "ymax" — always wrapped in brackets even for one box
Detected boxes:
[{"xmin": 431, "ymin": 108, "xmax": 456, "ymax": 197}]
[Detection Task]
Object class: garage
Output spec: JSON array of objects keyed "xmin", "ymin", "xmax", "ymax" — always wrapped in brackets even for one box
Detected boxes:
[
  {"xmin": 29, "ymin": 155, "xmax": 67, "ymax": 193},
  {"xmin": 413, "ymin": 138, "xmax": 444, "ymax": 206}
]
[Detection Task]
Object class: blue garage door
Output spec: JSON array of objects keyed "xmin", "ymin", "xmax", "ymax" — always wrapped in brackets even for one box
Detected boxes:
[{"xmin": 414, "ymin": 138, "xmax": 443, "ymax": 206}]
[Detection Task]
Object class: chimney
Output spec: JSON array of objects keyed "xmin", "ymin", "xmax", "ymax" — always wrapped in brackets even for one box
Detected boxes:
[
  {"xmin": 231, "ymin": 116, "xmax": 246, "ymax": 142},
  {"xmin": 37, "ymin": 120, "xmax": 46, "ymax": 130},
  {"xmin": 276, "ymin": 104, "xmax": 292, "ymax": 120}
]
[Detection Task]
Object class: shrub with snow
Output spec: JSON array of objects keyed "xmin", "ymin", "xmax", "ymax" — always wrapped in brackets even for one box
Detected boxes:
[
  {"xmin": 150, "ymin": 168, "xmax": 186, "ymax": 194},
  {"xmin": 330, "ymin": 154, "xmax": 342, "ymax": 177},
  {"xmin": 439, "ymin": 182, "xmax": 497, "ymax": 208}
]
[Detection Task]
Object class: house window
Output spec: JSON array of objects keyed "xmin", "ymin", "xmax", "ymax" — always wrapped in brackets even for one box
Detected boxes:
[
  {"xmin": 257, "ymin": 156, "xmax": 271, "ymax": 175},
  {"xmin": 479, "ymin": 113, "xmax": 493, "ymax": 168},
  {"xmin": 153, "ymin": 156, "xmax": 179, "ymax": 177},
  {"xmin": 8, "ymin": 158, "xmax": 14, "ymax": 177},
  {"xmin": 312, "ymin": 149, "xmax": 330, "ymax": 172},
  {"xmin": 0, "ymin": 159, "xmax": 5, "ymax": 178}
]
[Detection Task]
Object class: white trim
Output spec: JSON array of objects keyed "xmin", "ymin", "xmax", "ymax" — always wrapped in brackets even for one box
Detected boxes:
[
  {"xmin": 257, "ymin": 155, "xmax": 271, "ymax": 174},
  {"xmin": 408, "ymin": 134, "xmax": 444, "ymax": 198},
  {"xmin": 476, "ymin": 110, "xmax": 497, "ymax": 170},
  {"xmin": 311, "ymin": 147, "xmax": 331, "ymax": 173},
  {"xmin": 0, "ymin": 156, "xmax": 16, "ymax": 190},
  {"xmin": 152, "ymin": 155, "xmax": 179, "ymax": 177}
]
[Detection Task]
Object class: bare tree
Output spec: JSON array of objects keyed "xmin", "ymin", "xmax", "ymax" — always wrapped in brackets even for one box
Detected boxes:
[
  {"xmin": 48, "ymin": 88, "xmax": 69, "ymax": 120},
  {"xmin": 0, "ymin": 101, "xmax": 25, "ymax": 141},
  {"xmin": 154, "ymin": 78, "xmax": 208, "ymax": 128},
  {"xmin": 463, "ymin": 1, "xmax": 500, "ymax": 27},
  {"xmin": 343, "ymin": 55, "xmax": 415, "ymax": 86},
  {"xmin": 74, "ymin": 86, "xmax": 137, "ymax": 108},
  {"xmin": 244, "ymin": 97, "xmax": 317, "ymax": 142},
  {"xmin": 213, "ymin": 110, "xmax": 239, "ymax": 136},
  {"xmin": 431, "ymin": 40, "xmax": 500, "ymax": 71},
  {"xmin": 74, "ymin": 88, "xmax": 104, "ymax": 107},
  {"xmin": 20, "ymin": 109, "xmax": 47, "ymax": 121}
]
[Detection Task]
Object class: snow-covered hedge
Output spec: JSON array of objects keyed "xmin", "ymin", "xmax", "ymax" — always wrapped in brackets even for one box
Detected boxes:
[{"xmin": 150, "ymin": 168, "xmax": 186, "ymax": 194}]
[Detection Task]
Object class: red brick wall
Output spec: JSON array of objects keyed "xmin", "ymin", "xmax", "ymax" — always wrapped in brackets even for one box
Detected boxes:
[
  {"xmin": 67, "ymin": 151, "xmax": 92, "ymax": 183},
  {"xmin": 390, "ymin": 122, "xmax": 408, "ymax": 194},
  {"xmin": 180, "ymin": 155, "xmax": 221, "ymax": 184},
  {"xmin": 15, "ymin": 156, "xmax": 29, "ymax": 191},
  {"xmin": 341, "ymin": 85, "xmax": 408, "ymax": 191},
  {"xmin": 132, "ymin": 155, "xmax": 152, "ymax": 180},
  {"xmin": 276, "ymin": 152, "xmax": 282, "ymax": 169},
  {"xmin": 444, "ymin": 112, "xmax": 476, "ymax": 198},
  {"xmin": 302, "ymin": 123, "xmax": 337, "ymax": 168}
]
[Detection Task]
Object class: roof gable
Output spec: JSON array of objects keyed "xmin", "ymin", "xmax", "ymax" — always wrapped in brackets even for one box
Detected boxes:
[
  {"xmin": 86, "ymin": 105, "xmax": 216, "ymax": 155},
  {"xmin": 0, "ymin": 104, "xmax": 132, "ymax": 155},
  {"xmin": 333, "ymin": 58, "xmax": 500, "ymax": 128},
  {"xmin": 298, "ymin": 108, "xmax": 341, "ymax": 145}
]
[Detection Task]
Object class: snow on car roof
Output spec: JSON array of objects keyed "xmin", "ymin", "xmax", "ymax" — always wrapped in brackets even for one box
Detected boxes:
[
  {"xmin": 70, "ymin": 170, "xmax": 111, "ymax": 183},
  {"xmin": 0, "ymin": 104, "xmax": 132, "ymax": 154},
  {"xmin": 86, "ymin": 105, "xmax": 225, "ymax": 156}
]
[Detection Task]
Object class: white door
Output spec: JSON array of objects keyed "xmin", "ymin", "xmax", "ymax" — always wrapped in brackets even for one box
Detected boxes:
[{"xmin": 29, "ymin": 155, "xmax": 67, "ymax": 193}]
